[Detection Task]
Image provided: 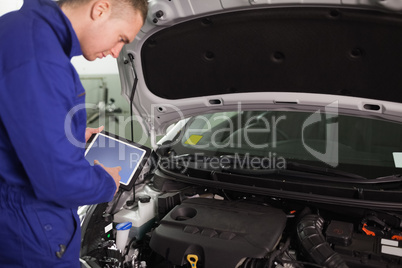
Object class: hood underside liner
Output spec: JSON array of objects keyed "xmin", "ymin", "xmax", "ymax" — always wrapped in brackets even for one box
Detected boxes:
[{"xmin": 141, "ymin": 7, "xmax": 402, "ymax": 103}]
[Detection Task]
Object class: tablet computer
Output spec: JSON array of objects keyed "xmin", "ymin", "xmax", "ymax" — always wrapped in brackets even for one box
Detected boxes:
[{"xmin": 85, "ymin": 131, "xmax": 151, "ymax": 191}]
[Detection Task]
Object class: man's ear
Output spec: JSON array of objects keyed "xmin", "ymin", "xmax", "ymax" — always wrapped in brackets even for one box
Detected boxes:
[{"xmin": 90, "ymin": 0, "xmax": 111, "ymax": 21}]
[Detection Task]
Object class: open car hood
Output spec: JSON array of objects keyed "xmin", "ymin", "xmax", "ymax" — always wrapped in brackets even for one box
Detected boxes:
[{"xmin": 117, "ymin": 0, "xmax": 402, "ymax": 136}]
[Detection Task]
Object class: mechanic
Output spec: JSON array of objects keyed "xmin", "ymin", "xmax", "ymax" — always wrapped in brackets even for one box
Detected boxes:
[{"xmin": 0, "ymin": 0, "xmax": 147, "ymax": 267}]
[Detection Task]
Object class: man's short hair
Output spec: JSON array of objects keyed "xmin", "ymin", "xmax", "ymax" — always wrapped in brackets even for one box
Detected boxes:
[{"xmin": 58, "ymin": 0, "xmax": 148, "ymax": 23}]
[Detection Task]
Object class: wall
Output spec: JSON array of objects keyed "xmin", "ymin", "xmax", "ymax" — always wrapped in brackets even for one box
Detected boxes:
[
  {"xmin": 71, "ymin": 56, "xmax": 129, "ymax": 113},
  {"xmin": 0, "ymin": 0, "xmax": 23, "ymax": 17},
  {"xmin": 73, "ymin": 57, "xmax": 151, "ymax": 146}
]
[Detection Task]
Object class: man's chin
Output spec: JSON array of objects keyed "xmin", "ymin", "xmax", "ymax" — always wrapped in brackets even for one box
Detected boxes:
[{"xmin": 82, "ymin": 54, "xmax": 97, "ymax": 61}]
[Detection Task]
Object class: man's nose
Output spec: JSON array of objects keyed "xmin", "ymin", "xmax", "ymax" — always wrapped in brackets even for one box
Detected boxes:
[{"xmin": 110, "ymin": 43, "xmax": 125, "ymax": 58}]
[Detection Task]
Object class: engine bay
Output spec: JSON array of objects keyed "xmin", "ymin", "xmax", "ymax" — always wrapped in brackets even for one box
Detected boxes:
[{"xmin": 80, "ymin": 171, "xmax": 402, "ymax": 268}]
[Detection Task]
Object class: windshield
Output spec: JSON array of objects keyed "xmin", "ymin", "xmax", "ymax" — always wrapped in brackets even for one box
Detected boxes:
[{"xmin": 166, "ymin": 110, "xmax": 402, "ymax": 180}]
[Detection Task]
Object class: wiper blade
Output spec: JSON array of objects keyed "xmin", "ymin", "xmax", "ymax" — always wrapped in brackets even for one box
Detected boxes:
[
  {"xmin": 218, "ymin": 154, "xmax": 367, "ymax": 181},
  {"xmin": 164, "ymin": 154, "xmax": 402, "ymax": 185},
  {"xmin": 285, "ymin": 162, "xmax": 367, "ymax": 180},
  {"xmin": 374, "ymin": 174, "xmax": 402, "ymax": 182}
]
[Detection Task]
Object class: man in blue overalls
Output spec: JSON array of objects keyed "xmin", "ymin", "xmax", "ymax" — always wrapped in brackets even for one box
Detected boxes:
[{"xmin": 0, "ymin": 0, "xmax": 147, "ymax": 266}]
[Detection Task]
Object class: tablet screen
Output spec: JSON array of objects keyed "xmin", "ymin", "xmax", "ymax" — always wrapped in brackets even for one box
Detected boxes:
[{"xmin": 85, "ymin": 131, "xmax": 151, "ymax": 191}]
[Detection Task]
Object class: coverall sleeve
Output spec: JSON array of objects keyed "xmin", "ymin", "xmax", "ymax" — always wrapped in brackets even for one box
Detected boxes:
[{"xmin": 1, "ymin": 60, "xmax": 116, "ymax": 208}]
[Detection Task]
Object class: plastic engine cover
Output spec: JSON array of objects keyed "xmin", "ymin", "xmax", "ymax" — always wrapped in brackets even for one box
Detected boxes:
[{"xmin": 149, "ymin": 198, "xmax": 287, "ymax": 267}]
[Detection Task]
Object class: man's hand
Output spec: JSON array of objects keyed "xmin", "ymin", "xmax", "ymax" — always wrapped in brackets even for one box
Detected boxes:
[
  {"xmin": 85, "ymin": 126, "xmax": 104, "ymax": 143},
  {"xmin": 94, "ymin": 160, "xmax": 122, "ymax": 194}
]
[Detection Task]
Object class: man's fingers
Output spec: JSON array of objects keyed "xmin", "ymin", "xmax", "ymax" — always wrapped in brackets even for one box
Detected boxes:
[
  {"xmin": 94, "ymin": 160, "xmax": 105, "ymax": 168},
  {"xmin": 85, "ymin": 126, "xmax": 105, "ymax": 142},
  {"xmin": 92, "ymin": 160, "xmax": 120, "ymax": 195},
  {"xmin": 90, "ymin": 126, "xmax": 104, "ymax": 134},
  {"xmin": 94, "ymin": 160, "xmax": 121, "ymax": 173}
]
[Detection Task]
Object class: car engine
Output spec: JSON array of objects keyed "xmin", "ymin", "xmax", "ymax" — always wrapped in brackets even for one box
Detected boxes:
[
  {"xmin": 150, "ymin": 197, "xmax": 287, "ymax": 267},
  {"xmin": 80, "ymin": 172, "xmax": 402, "ymax": 268}
]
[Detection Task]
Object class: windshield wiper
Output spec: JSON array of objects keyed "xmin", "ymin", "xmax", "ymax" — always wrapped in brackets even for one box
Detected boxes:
[
  {"xmin": 285, "ymin": 161, "xmax": 367, "ymax": 180},
  {"xmin": 374, "ymin": 174, "xmax": 402, "ymax": 182},
  {"xmin": 163, "ymin": 154, "xmax": 402, "ymax": 184},
  {"xmin": 217, "ymin": 154, "xmax": 368, "ymax": 181},
  {"xmin": 285, "ymin": 163, "xmax": 402, "ymax": 183}
]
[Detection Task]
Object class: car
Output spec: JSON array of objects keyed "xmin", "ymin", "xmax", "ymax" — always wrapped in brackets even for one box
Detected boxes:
[{"xmin": 79, "ymin": 0, "xmax": 402, "ymax": 267}]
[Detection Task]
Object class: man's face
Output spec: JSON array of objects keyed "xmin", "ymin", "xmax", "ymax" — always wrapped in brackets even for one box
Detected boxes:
[{"xmin": 80, "ymin": 9, "xmax": 143, "ymax": 61}]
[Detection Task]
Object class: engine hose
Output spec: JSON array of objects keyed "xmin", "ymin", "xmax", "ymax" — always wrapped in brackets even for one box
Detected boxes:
[
  {"xmin": 239, "ymin": 258, "xmax": 266, "ymax": 268},
  {"xmin": 239, "ymin": 237, "xmax": 291, "ymax": 268},
  {"xmin": 297, "ymin": 214, "xmax": 349, "ymax": 268}
]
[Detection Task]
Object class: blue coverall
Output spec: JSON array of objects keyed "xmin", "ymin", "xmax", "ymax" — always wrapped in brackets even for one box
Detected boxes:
[{"xmin": 0, "ymin": 0, "xmax": 117, "ymax": 267}]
